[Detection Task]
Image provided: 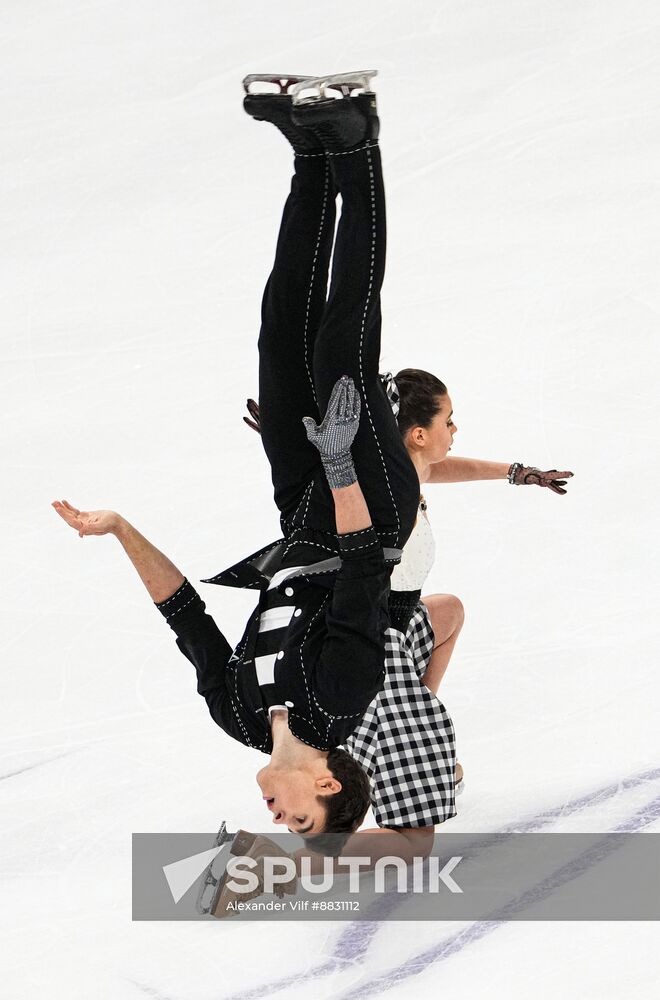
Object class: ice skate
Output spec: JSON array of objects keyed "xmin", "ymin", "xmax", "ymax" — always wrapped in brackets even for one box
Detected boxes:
[
  {"xmin": 291, "ymin": 70, "xmax": 378, "ymax": 104},
  {"xmin": 242, "ymin": 74, "xmax": 324, "ymax": 154},
  {"xmin": 290, "ymin": 70, "xmax": 379, "ymax": 153},
  {"xmin": 195, "ymin": 822, "xmax": 236, "ymax": 915},
  {"xmin": 211, "ymin": 828, "xmax": 298, "ymax": 919}
]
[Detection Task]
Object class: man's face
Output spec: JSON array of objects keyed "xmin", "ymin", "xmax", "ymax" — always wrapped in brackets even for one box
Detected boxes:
[{"xmin": 256, "ymin": 766, "xmax": 340, "ymax": 836}]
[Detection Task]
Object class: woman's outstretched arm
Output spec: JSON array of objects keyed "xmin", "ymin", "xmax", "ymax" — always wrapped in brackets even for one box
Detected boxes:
[
  {"xmin": 293, "ymin": 825, "xmax": 435, "ymax": 874},
  {"xmin": 426, "ymin": 457, "xmax": 573, "ymax": 493},
  {"xmin": 425, "ymin": 457, "xmax": 512, "ymax": 483}
]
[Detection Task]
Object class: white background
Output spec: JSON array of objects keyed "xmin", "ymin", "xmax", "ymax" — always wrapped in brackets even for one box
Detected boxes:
[{"xmin": 2, "ymin": 0, "xmax": 659, "ymax": 996}]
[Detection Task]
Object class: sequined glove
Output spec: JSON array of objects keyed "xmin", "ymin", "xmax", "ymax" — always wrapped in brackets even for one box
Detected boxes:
[
  {"xmin": 508, "ymin": 463, "xmax": 574, "ymax": 495},
  {"xmin": 302, "ymin": 376, "xmax": 361, "ymax": 489}
]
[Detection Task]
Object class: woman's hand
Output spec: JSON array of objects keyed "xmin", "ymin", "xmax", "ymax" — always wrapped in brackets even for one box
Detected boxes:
[
  {"xmin": 243, "ymin": 398, "xmax": 261, "ymax": 434},
  {"xmin": 51, "ymin": 500, "xmax": 120, "ymax": 538},
  {"xmin": 508, "ymin": 465, "xmax": 574, "ymax": 495}
]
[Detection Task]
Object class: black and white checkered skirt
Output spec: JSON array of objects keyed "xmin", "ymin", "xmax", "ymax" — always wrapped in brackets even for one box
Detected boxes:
[{"xmin": 344, "ymin": 602, "xmax": 457, "ymax": 828}]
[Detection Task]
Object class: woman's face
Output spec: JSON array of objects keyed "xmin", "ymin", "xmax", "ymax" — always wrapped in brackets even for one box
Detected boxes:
[{"xmin": 406, "ymin": 394, "xmax": 457, "ymax": 463}]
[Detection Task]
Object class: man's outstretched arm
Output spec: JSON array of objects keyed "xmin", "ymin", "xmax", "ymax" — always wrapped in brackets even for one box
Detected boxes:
[
  {"xmin": 51, "ymin": 500, "xmax": 184, "ymax": 601},
  {"xmin": 51, "ymin": 500, "xmax": 236, "ymax": 734}
]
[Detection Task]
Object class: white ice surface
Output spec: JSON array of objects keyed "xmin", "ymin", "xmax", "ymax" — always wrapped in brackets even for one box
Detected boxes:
[{"xmin": 2, "ymin": 0, "xmax": 660, "ymax": 997}]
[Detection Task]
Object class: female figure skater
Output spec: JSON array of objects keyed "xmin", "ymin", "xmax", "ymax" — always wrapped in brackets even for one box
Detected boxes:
[{"xmin": 381, "ymin": 367, "xmax": 573, "ymax": 691}]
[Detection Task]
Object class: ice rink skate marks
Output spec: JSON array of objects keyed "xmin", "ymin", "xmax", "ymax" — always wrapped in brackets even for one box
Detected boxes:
[
  {"xmin": 221, "ymin": 765, "xmax": 660, "ymax": 1000},
  {"xmin": 0, "ymin": 748, "xmax": 79, "ymax": 783}
]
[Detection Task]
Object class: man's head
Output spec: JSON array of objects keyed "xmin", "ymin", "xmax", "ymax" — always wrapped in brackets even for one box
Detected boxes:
[
  {"xmin": 256, "ymin": 749, "xmax": 370, "ymax": 852},
  {"xmin": 395, "ymin": 368, "xmax": 456, "ymax": 463}
]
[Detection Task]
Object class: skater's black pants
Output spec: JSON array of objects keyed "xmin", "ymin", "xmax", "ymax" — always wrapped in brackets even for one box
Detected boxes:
[{"xmin": 258, "ymin": 144, "xmax": 419, "ymax": 555}]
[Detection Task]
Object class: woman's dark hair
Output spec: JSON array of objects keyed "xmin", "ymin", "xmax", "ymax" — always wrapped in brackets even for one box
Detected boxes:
[
  {"xmin": 303, "ymin": 748, "xmax": 371, "ymax": 857},
  {"xmin": 394, "ymin": 368, "xmax": 447, "ymax": 437}
]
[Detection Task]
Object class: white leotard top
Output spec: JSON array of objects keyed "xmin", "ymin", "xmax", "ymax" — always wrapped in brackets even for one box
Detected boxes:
[{"xmin": 390, "ymin": 498, "xmax": 436, "ymax": 592}]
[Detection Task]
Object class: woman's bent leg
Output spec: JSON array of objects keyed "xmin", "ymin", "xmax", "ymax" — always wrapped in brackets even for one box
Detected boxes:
[{"xmin": 420, "ymin": 593, "xmax": 465, "ymax": 693}]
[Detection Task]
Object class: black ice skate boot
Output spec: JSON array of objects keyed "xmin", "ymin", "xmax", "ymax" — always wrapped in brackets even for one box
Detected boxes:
[
  {"xmin": 242, "ymin": 75, "xmax": 324, "ymax": 155},
  {"xmin": 290, "ymin": 70, "xmax": 379, "ymax": 153}
]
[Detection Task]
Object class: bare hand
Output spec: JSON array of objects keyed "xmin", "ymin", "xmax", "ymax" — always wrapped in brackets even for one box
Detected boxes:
[{"xmin": 51, "ymin": 500, "xmax": 120, "ymax": 537}]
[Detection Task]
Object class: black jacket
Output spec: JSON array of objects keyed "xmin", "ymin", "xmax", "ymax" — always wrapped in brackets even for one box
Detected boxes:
[{"xmin": 156, "ymin": 525, "xmax": 393, "ymax": 752}]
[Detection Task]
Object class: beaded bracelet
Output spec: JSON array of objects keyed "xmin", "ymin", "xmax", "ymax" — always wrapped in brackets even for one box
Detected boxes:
[{"xmin": 508, "ymin": 462, "xmax": 522, "ymax": 484}]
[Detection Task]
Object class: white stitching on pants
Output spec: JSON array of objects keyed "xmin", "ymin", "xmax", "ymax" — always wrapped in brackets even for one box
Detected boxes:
[
  {"xmin": 299, "ymin": 478, "xmax": 314, "ymax": 526},
  {"xmin": 329, "ymin": 142, "xmax": 380, "ymax": 158},
  {"xmin": 296, "ymin": 142, "xmax": 379, "ymax": 161},
  {"xmin": 302, "ymin": 158, "xmax": 332, "ymax": 408},
  {"xmin": 294, "ymin": 150, "xmax": 328, "ymax": 159},
  {"xmin": 359, "ymin": 147, "xmax": 399, "ymax": 541},
  {"xmin": 289, "ymin": 480, "xmax": 313, "ymax": 527}
]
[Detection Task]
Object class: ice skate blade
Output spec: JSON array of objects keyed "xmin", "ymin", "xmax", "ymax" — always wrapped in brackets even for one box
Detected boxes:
[
  {"xmin": 243, "ymin": 74, "xmax": 315, "ymax": 95},
  {"xmin": 194, "ymin": 822, "xmax": 236, "ymax": 915},
  {"xmin": 291, "ymin": 69, "xmax": 378, "ymax": 105}
]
